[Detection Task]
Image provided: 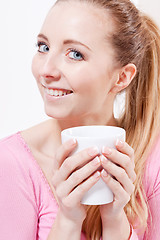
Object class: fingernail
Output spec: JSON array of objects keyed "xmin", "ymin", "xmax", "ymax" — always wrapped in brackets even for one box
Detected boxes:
[
  {"xmin": 91, "ymin": 156, "xmax": 100, "ymax": 166},
  {"xmin": 101, "ymin": 155, "xmax": 108, "ymax": 163},
  {"xmin": 88, "ymin": 146, "xmax": 99, "ymax": 157},
  {"xmin": 68, "ymin": 138, "xmax": 77, "ymax": 146},
  {"xmin": 102, "ymin": 146, "xmax": 112, "ymax": 155},
  {"xmin": 101, "ymin": 169, "xmax": 108, "ymax": 177},
  {"xmin": 116, "ymin": 139, "xmax": 124, "ymax": 147}
]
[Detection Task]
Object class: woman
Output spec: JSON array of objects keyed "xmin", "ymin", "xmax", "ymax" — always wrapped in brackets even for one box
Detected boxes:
[{"xmin": 0, "ymin": 0, "xmax": 160, "ymax": 239}]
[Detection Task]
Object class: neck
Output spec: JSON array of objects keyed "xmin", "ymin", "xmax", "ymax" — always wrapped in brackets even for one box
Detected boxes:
[
  {"xmin": 43, "ymin": 107, "xmax": 117, "ymax": 157},
  {"xmin": 48, "ymin": 98, "xmax": 118, "ymax": 140},
  {"xmin": 52, "ymin": 111, "xmax": 117, "ymax": 133}
]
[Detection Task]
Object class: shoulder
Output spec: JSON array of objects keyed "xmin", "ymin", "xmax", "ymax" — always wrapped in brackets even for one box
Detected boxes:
[
  {"xmin": 144, "ymin": 133, "xmax": 160, "ymax": 199},
  {"xmin": 0, "ymin": 132, "xmax": 36, "ymax": 182},
  {"xmin": 20, "ymin": 119, "xmax": 59, "ymax": 155},
  {"xmin": 0, "ymin": 131, "xmax": 54, "ymax": 207},
  {"xmin": 0, "ymin": 132, "xmax": 39, "ymax": 209},
  {"xmin": 0, "ymin": 129, "xmax": 59, "ymax": 237},
  {"xmin": 0, "ymin": 119, "xmax": 55, "ymax": 162},
  {"xmin": 0, "ymin": 130, "xmax": 50, "ymax": 185},
  {"xmin": 0, "ymin": 130, "xmax": 46, "ymax": 198},
  {"xmin": 0, "ymin": 132, "xmax": 24, "ymax": 167}
]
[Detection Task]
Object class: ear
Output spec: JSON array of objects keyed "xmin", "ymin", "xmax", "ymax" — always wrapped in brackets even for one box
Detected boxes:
[{"xmin": 110, "ymin": 63, "xmax": 137, "ymax": 94}]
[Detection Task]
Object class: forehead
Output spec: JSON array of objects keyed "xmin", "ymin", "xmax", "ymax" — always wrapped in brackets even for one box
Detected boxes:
[{"xmin": 41, "ymin": 1, "xmax": 114, "ymax": 46}]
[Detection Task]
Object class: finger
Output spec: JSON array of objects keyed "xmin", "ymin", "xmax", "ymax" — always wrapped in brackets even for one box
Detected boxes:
[
  {"xmin": 55, "ymin": 138, "xmax": 77, "ymax": 168},
  {"xmin": 115, "ymin": 140, "xmax": 135, "ymax": 166},
  {"xmin": 102, "ymin": 147, "xmax": 136, "ymax": 183},
  {"xmin": 63, "ymin": 171, "xmax": 101, "ymax": 207},
  {"xmin": 101, "ymin": 155, "xmax": 135, "ymax": 195},
  {"xmin": 56, "ymin": 156, "xmax": 101, "ymax": 198},
  {"xmin": 52, "ymin": 146, "xmax": 99, "ymax": 187},
  {"xmin": 101, "ymin": 169, "xmax": 131, "ymax": 206}
]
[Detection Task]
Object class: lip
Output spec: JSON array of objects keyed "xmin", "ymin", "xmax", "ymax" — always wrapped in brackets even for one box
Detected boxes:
[
  {"xmin": 41, "ymin": 84, "xmax": 73, "ymax": 101},
  {"xmin": 41, "ymin": 83, "xmax": 73, "ymax": 93}
]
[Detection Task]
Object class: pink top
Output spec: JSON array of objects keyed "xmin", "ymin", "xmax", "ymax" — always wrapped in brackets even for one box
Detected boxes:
[{"xmin": 0, "ymin": 132, "xmax": 160, "ymax": 240}]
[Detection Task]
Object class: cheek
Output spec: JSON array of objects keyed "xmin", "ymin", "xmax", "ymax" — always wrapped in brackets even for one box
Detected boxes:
[
  {"xmin": 70, "ymin": 66, "xmax": 108, "ymax": 94},
  {"xmin": 67, "ymin": 64, "xmax": 98, "ymax": 89}
]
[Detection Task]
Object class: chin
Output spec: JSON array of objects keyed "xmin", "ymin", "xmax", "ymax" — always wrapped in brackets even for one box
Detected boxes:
[
  {"xmin": 44, "ymin": 107, "xmax": 71, "ymax": 120},
  {"xmin": 43, "ymin": 103, "xmax": 90, "ymax": 122}
]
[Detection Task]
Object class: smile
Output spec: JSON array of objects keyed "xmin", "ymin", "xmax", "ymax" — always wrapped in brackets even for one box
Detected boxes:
[{"xmin": 44, "ymin": 87, "xmax": 73, "ymax": 97}]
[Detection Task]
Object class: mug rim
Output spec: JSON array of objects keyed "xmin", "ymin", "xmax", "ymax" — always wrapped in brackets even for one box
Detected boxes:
[{"xmin": 61, "ymin": 125, "xmax": 125, "ymax": 139}]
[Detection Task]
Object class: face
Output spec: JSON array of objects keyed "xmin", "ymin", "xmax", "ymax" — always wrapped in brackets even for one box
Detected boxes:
[{"xmin": 32, "ymin": 1, "xmax": 120, "ymax": 121}]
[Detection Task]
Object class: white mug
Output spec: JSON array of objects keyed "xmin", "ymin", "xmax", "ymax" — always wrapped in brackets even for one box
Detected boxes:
[{"xmin": 61, "ymin": 125, "xmax": 126, "ymax": 205}]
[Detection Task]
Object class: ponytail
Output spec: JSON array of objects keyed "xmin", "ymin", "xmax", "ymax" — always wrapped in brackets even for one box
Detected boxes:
[{"xmin": 120, "ymin": 13, "xmax": 160, "ymax": 230}]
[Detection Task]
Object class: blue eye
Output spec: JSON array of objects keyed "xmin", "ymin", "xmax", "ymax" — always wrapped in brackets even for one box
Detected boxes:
[
  {"xmin": 67, "ymin": 49, "xmax": 84, "ymax": 61},
  {"xmin": 36, "ymin": 42, "xmax": 49, "ymax": 53}
]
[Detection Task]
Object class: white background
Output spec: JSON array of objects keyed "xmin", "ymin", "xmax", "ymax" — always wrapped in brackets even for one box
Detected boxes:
[{"xmin": 0, "ymin": 0, "xmax": 160, "ymax": 138}]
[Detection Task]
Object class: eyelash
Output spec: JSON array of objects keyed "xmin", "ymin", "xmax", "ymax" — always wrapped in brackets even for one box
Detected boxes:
[
  {"xmin": 35, "ymin": 42, "xmax": 85, "ymax": 61},
  {"xmin": 36, "ymin": 41, "xmax": 49, "ymax": 52},
  {"xmin": 66, "ymin": 48, "xmax": 85, "ymax": 61}
]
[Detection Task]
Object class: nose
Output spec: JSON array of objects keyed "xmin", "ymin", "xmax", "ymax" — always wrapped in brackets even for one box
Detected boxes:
[{"xmin": 40, "ymin": 52, "xmax": 61, "ymax": 82}]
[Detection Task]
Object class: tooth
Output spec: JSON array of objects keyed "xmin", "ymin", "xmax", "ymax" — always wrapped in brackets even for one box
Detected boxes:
[
  {"xmin": 46, "ymin": 88, "xmax": 72, "ymax": 97},
  {"xmin": 46, "ymin": 88, "xmax": 50, "ymax": 94},
  {"xmin": 50, "ymin": 89, "xmax": 54, "ymax": 96},
  {"xmin": 58, "ymin": 91, "xmax": 63, "ymax": 96},
  {"xmin": 54, "ymin": 90, "xmax": 58, "ymax": 96}
]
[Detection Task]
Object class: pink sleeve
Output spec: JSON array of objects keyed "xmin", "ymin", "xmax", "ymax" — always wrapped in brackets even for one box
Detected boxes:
[
  {"xmin": 0, "ymin": 142, "xmax": 38, "ymax": 239},
  {"xmin": 104, "ymin": 135, "xmax": 160, "ymax": 240},
  {"xmin": 143, "ymin": 192, "xmax": 160, "ymax": 239},
  {"xmin": 0, "ymin": 133, "xmax": 87, "ymax": 240},
  {"xmin": 142, "ymin": 134, "xmax": 160, "ymax": 239},
  {"xmin": 0, "ymin": 133, "xmax": 61, "ymax": 240}
]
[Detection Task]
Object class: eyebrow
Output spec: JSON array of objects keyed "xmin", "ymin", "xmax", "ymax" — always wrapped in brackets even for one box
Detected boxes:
[
  {"xmin": 63, "ymin": 39, "xmax": 91, "ymax": 51},
  {"xmin": 37, "ymin": 33, "xmax": 91, "ymax": 51},
  {"xmin": 37, "ymin": 33, "xmax": 48, "ymax": 41}
]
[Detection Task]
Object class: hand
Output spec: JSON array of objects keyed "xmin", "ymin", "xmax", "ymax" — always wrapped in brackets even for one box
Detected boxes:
[
  {"xmin": 100, "ymin": 139, "xmax": 136, "ymax": 224},
  {"xmin": 51, "ymin": 139, "xmax": 101, "ymax": 225}
]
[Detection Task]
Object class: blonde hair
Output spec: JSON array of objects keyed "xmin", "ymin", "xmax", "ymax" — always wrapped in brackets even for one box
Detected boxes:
[{"xmin": 56, "ymin": 0, "xmax": 160, "ymax": 239}]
